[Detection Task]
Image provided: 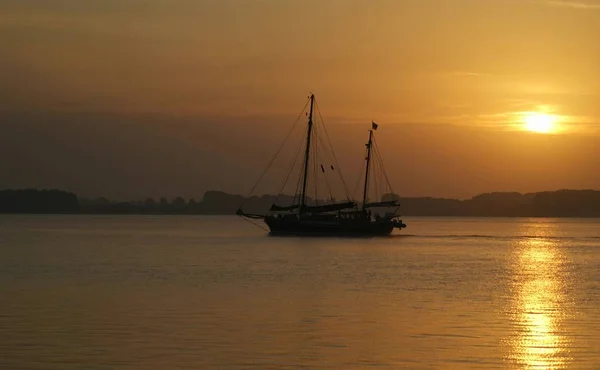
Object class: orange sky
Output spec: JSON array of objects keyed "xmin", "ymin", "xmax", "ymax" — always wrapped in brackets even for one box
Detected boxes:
[{"xmin": 1, "ymin": 0, "xmax": 599, "ymax": 199}]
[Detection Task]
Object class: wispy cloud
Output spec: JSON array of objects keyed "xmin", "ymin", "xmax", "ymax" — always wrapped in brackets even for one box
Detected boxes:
[{"xmin": 545, "ymin": 0, "xmax": 600, "ymax": 9}]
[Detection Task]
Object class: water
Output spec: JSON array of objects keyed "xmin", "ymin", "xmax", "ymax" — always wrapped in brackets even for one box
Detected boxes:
[{"xmin": 1, "ymin": 215, "xmax": 600, "ymax": 369}]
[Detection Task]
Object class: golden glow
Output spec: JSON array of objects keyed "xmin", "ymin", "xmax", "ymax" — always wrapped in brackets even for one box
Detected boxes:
[
  {"xmin": 523, "ymin": 113, "xmax": 557, "ymax": 133},
  {"xmin": 518, "ymin": 240, "xmax": 561, "ymax": 368},
  {"xmin": 507, "ymin": 223, "xmax": 571, "ymax": 368},
  {"xmin": 1, "ymin": 1, "xmax": 599, "ymax": 127}
]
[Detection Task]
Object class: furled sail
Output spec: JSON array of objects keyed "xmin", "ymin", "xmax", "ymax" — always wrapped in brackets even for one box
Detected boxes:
[
  {"xmin": 363, "ymin": 200, "xmax": 399, "ymax": 208},
  {"xmin": 301, "ymin": 201, "xmax": 356, "ymax": 213},
  {"xmin": 270, "ymin": 204, "xmax": 301, "ymax": 212}
]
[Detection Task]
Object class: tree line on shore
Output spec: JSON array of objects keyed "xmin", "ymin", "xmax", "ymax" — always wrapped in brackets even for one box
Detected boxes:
[{"xmin": 2, "ymin": 188, "xmax": 600, "ymax": 217}]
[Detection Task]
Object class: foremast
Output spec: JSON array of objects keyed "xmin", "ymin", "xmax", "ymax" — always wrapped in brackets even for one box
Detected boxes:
[{"xmin": 360, "ymin": 121, "xmax": 403, "ymax": 216}]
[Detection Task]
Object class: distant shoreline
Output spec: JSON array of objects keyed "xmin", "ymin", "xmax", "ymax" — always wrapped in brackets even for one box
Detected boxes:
[{"xmin": 2, "ymin": 189, "xmax": 600, "ymax": 218}]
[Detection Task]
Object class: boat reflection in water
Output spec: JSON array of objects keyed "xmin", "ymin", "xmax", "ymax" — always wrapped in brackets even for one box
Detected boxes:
[{"xmin": 507, "ymin": 222, "xmax": 572, "ymax": 368}]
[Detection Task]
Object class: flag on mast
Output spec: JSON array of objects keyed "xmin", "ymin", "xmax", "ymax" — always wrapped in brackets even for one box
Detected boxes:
[{"xmin": 372, "ymin": 121, "xmax": 378, "ymax": 130}]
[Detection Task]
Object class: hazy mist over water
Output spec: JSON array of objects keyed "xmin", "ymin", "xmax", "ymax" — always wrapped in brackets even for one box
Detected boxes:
[{"xmin": 1, "ymin": 215, "xmax": 600, "ymax": 369}]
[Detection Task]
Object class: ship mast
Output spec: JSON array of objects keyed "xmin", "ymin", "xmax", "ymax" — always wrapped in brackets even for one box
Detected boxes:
[
  {"xmin": 362, "ymin": 124, "xmax": 375, "ymax": 211},
  {"xmin": 299, "ymin": 94, "xmax": 315, "ymax": 213}
]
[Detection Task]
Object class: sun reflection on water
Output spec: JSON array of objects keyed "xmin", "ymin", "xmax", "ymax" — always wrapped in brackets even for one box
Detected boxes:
[{"xmin": 508, "ymin": 224, "xmax": 571, "ymax": 369}]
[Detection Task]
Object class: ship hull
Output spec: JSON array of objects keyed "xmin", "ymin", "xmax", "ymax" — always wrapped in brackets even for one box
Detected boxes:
[{"xmin": 265, "ymin": 217, "xmax": 395, "ymax": 237}]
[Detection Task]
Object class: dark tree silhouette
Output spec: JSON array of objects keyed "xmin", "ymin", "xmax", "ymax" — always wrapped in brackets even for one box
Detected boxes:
[
  {"xmin": 0, "ymin": 189, "xmax": 79, "ymax": 213},
  {"xmin": 2, "ymin": 188, "xmax": 600, "ymax": 217}
]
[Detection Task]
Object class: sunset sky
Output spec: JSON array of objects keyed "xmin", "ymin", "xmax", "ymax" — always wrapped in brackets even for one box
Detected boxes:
[{"xmin": 1, "ymin": 0, "xmax": 599, "ymax": 200}]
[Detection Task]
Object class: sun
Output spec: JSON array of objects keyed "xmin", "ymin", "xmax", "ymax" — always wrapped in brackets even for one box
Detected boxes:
[{"xmin": 524, "ymin": 113, "xmax": 556, "ymax": 133}]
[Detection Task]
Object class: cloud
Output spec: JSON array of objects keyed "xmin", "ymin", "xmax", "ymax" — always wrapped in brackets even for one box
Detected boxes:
[{"xmin": 545, "ymin": 0, "xmax": 600, "ymax": 9}]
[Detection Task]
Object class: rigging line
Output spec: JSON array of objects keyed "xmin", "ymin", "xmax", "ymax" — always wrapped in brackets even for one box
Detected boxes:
[
  {"xmin": 313, "ymin": 133, "xmax": 333, "ymax": 166},
  {"xmin": 372, "ymin": 137, "xmax": 394, "ymax": 194},
  {"xmin": 312, "ymin": 122, "xmax": 338, "ymax": 203},
  {"xmin": 377, "ymin": 151, "xmax": 384, "ymax": 201},
  {"xmin": 292, "ymin": 154, "xmax": 304, "ymax": 206},
  {"xmin": 352, "ymin": 148, "xmax": 367, "ymax": 202},
  {"xmin": 370, "ymin": 150, "xmax": 378, "ymax": 203},
  {"xmin": 292, "ymin": 130, "xmax": 307, "ymax": 207},
  {"xmin": 313, "ymin": 131, "xmax": 336, "ymax": 185},
  {"xmin": 292, "ymin": 134, "xmax": 309, "ymax": 207},
  {"xmin": 323, "ymin": 168, "xmax": 335, "ymax": 202},
  {"xmin": 379, "ymin": 148, "xmax": 389, "ymax": 197},
  {"xmin": 274, "ymin": 129, "xmax": 308, "ymax": 205},
  {"xmin": 313, "ymin": 126, "xmax": 342, "ymax": 201},
  {"xmin": 372, "ymin": 144, "xmax": 382, "ymax": 200},
  {"xmin": 311, "ymin": 117, "xmax": 337, "ymax": 174},
  {"xmin": 312, "ymin": 124, "xmax": 319, "ymax": 205},
  {"xmin": 372, "ymin": 137, "xmax": 395, "ymax": 197},
  {"xmin": 379, "ymin": 155, "xmax": 386, "ymax": 199},
  {"xmin": 239, "ymin": 98, "xmax": 310, "ymax": 209},
  {"xmin": 321, "ymin": 156, "xmax": 336, "ymax": 203},
  {"xmin": 315, "ymin": 102, "xmax": 351, "ymax": 201},
  {"xmin": 371, "ymin": 143, "xmax": 383, "ymax": 201},
  {"xmin": 315, "ymin": 124, "xmax": 335, "ymax": 203},
  {"xmin": 238, "ymin": 214, "xmax": 269, "ymax": 231},
  {"xmin": 314, "ymin": 99, "xmax": 352, "ymax": 200}
]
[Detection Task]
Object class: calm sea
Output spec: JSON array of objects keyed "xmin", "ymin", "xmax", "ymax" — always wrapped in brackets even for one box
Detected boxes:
[{"xmin": 1, "ymin": 215, "xmax": 600, "ymax": 369}]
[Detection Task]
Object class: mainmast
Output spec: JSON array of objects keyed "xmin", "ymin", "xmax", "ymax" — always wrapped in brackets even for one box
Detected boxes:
[
  {"xmin": 362, "ymin": 122, "xmax": 376, "ymax": 211},
  {"xmin": 299, "ymin": 94, "xmax": 315, "ymax": 213}
]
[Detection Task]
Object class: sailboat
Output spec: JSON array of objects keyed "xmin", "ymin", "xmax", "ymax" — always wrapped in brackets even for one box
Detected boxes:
[{"xmin": 236, "ymin": 94, "xmax": 407, "ymax": 236}]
